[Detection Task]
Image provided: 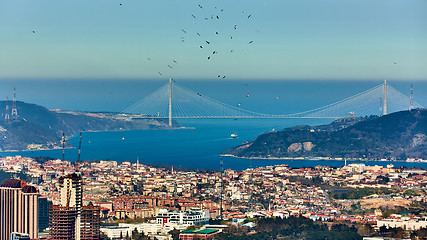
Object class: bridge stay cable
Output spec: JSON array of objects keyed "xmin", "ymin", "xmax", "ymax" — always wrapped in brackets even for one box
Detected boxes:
[{"xmin": 122, "ymin": 82, "xmax": 423, "ymax": 120}]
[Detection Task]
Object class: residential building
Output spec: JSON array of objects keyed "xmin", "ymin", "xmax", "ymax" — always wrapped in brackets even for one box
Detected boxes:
[{"xmin": 0, "ymin": 179, "xmax": 39, "ymax": 240}]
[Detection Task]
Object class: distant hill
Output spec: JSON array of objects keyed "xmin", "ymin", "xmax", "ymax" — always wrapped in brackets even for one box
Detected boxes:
[
  {"xmin": 224, "ymin": 109, "xmax": 427, "ymax": 160},
  {"xmin": 0, "ymin": 101, "xmax": 174, "ymax": 151}
]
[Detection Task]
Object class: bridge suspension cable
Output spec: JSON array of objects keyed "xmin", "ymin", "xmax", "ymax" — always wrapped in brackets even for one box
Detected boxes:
[{"xmin": 122, "ymin": 81, "xmax": 423, "ymax": 119}]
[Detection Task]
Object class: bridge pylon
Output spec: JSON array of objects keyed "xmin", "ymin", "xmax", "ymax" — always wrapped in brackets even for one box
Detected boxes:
[
  {"xmin": 122, "ymin": 81, "xmax": 423, "ymax": 119},
  {"xmin": 169, "ymin": 78, "xmax": 173, "ymax": 127}
]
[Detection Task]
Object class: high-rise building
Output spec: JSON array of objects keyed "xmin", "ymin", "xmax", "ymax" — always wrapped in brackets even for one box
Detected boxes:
[
  {"xmin": 49, "ymin": 172, "xmax": 100, "ymax": 240},
  {"xmin": 0, "ymin": 179, "xmax": 39, "ymax": 240},
  {"xmin": 38, "ymin": 197, "xmax": 52, "ymax": 232},
  {"xmin": 10, "ymin": 232, "xmax": 30, "ymax": 240},
  {"xmin": 50, "ymin": 173, "xmax": 82, "ymax": 240},
  {"xmin": 49, "ymin": 205, "xmax": 78, "ymax": 239},
  {"xmin": 81, "ymin": 204, "xmax": 101, "ymax": 240}
]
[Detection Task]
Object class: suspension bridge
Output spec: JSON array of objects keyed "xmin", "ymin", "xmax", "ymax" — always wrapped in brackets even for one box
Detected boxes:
[{"xmin": 122, "ymin": 80, "xmax": 423, "ymax": 126}]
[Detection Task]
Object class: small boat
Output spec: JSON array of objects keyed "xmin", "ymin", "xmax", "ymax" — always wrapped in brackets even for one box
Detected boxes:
[{"xmin": 230, "ymin": 133, "xmax": 238, "ymax": 138}]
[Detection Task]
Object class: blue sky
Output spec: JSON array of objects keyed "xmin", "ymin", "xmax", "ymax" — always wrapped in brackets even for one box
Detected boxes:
[{"xmin": 0, "ymin": 0, "xmax": 426, "ymax": 81}]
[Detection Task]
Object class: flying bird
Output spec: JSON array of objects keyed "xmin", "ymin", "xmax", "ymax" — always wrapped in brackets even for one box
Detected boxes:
[
  {"xmin": 207, "ymin": 56, "xmax": 210, "ymax": 60},
  {"xmin": 158, "ymin": 72, "xmax": 162, "ymax": 76},
  {"xmin": 248, "ymin": 15, "xmax": 251, "ymax": 18},
  {"xmin": 198, "ymin": 4, "xmax": 202, "ymax": 8},
  {"xmin": 234, "ymin": 25, "xmax": 237, "ymax": 29},
  {"xmin": 192, "ymin": 14, "xmax": 196, "ymax": 18},
  {"xmin": 173, "ymin": 60, "xmax": 178, "ymax": 63},
  {"xmin": 168, "ymin": 65, "xmax": 173, "ymax": 68},
  {"xmin": 200, "ymin": 46, "xmax": 203, "ymax": 48},
  {"xmin": 206, "ymin": 41, "xmax": 210, "ymax": 44},
  {"xmin": 249, "ymin": 41, "xmax": 253, "ymax": 44},
  {"xmin": 147, "ymin": 58, "xmax": 151, "ymax": 61},
  {"xmin": 197, "ymin": 32, "xmax": 201, "ymax": 36}
]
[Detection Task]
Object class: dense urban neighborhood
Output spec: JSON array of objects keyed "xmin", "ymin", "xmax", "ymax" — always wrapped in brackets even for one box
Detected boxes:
[{"xmin": 1, "ymin": 155, "xmax": 427, "ymax": 239}]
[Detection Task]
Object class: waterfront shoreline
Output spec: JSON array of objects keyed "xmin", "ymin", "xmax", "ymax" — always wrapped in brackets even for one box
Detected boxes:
[{"xmin": 220, "ymin": 154, "xmax": 424, "ymax": 163}]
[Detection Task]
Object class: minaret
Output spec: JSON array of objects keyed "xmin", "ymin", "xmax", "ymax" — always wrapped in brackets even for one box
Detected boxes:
[
  {"xmin": 168, "ymin": 78, "xmax": 173, "ymax": 127},
  {"xmin": 11, "ymin": 88, "xmax": 18, "ymax": 120},
  {"xmin": 383, "ymin": 80, "xmax": 387, "ymax": 116}
]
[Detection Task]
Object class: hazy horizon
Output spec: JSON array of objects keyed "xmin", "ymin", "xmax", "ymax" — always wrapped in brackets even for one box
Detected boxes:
[{"xmin": 1, "ymin": 0, "xmax": 426, "ymax": 80}]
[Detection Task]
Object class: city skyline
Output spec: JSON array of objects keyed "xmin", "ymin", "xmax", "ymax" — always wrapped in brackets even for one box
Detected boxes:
[{"xmin": 0, "ymin": 0, "xmax": 426, "ymax": 81}]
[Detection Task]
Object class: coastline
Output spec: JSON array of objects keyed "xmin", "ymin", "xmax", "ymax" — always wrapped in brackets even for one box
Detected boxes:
[
  {"xmin": 219, "ymin": 154, "xmax": 423, "ymax": 163},
  {"xmin": 1, "ymin": 146, "xmax": 75, "ymax": 153}
]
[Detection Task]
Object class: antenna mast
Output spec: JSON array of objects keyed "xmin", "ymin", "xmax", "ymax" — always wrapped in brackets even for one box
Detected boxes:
[
  {"xmin": 169, "ymin": 78, "xmax": 173, "ymax": 127},
  {"xmin": 409, "ymin": 84, "xmax": 414, "ymax": 111},
  {"xmin": 11, "ymin": 88, "xmax": 18, "ymax": 120},
  {"xmin": 76, "ymin": 132, "xmax": 82, "ymax": 172},
  {"xmin": 4, "ymin": 97, "xmax": 9, "ymax": 123},
  {"xmin": 62, "ymin": 132, "xmax": 65, "ymax": 175},
  {"xmin": 383, "ymin": 80, "xmax": 387, "ymax": 116},
  {"xmin": 220, "ymin": 157, "xmax": 224, "ymax": 220}
]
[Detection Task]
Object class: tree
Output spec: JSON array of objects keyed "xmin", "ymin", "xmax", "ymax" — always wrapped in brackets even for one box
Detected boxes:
[
  {"xmin": 411, "ymin": 227, "xmax": 427, "ymax": 240},
  {"xmin": 357, "ymin": 224, "xmax": 374, "ymax": 237},
  {"xmin": 169, "ymin": 228, "xmax": 180, "ymax": 240}
]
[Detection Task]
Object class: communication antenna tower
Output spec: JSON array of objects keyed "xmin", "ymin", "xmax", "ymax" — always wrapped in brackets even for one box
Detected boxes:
[
  {"xmin": 62, "ymin": 132, "xmax": 65, "ymax": 175},
  {"xmin": 4, "ymin": 97, "xmax": 10, "ymax": 123},
  {"xmin": 383, "ymin": 80, "xmax": 387, "ymax": 116},
  {"xmin": 76, "ymin": 132, "xmax": 82, "ymax": 172},
  {"xmin": 220, "ymin": 157, "xmax": 224, "ymax": 220},
  {"xmin": 409, "ymin": 84, "xmax": 414, "ymax": 111},
  {"xmin": 11, "ymin": 88, "xmax": 18, "ymax": 120}
]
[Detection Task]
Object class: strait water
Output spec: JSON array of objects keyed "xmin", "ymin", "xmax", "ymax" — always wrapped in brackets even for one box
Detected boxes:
[
  {"xmin": 2, "ymin": 118, "xmax": 427, "ymax": 171},
  {"xmin": 1, "ymin": 80, "xmax": 427, "ymax": 170}
]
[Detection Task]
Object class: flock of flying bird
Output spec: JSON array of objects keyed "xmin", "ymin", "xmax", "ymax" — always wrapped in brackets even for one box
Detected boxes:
[
  {"xmin": 143, "ymin": 2, "xmax": 265, "ymax": 107},
  {"xmin": 31, "ymin": 2, "xmax": 275, "ymax": 107}
]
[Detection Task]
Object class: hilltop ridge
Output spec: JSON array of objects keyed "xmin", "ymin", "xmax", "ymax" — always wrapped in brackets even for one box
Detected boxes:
[
  {"xmin": 224, "ymin": 109, "xmax": 427, "ymax": 160},
  {"xmin": 0, "ymin": 101, "xmax": 175, "ymax": 151}
]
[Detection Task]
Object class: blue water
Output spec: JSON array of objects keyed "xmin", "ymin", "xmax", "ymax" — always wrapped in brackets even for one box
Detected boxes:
[
  {"xmin": 1, "ymin": 80, "xmax": 427, "ymax": 170},
  {"xmin": 2, "ymin": 118, "xmax": 427, "ymax": 171}
]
